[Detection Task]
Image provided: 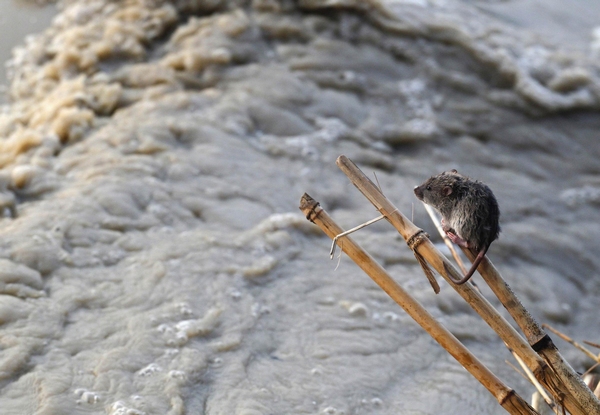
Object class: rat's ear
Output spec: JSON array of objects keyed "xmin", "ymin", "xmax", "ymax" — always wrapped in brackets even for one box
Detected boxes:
[
  {"xmin": 442, "ymin": 186, "xmax": 453, "ymax": 196},
  {"xmin": 450, "ymin": 169, "xmax": 458, "ymax": 173}
]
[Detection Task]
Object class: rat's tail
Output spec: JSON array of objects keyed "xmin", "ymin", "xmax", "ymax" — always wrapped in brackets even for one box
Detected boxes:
[{"xmin": 451, "ymin": 246, "xmax": 488, "ymax": 285}]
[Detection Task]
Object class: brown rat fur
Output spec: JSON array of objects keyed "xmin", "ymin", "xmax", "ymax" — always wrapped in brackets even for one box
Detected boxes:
[{"xmin": 414, "ymin": 170, "xmax": 500, "ymax": 284}]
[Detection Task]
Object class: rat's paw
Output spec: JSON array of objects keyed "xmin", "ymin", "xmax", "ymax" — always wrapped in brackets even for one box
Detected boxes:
[{"xmin": 446, "ymin": 231, "xmax": 469, "ymax": 248}]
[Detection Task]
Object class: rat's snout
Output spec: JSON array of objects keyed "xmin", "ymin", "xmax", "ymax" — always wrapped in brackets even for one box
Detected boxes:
[{"xmin": 414, "ymin": 185, "xmax": 424, "ymax": 200}]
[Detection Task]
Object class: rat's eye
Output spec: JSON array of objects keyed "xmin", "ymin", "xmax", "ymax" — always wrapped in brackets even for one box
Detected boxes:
[{"xmin": 426, "ymin": 185, "xmax": 431, "ymax": 191}]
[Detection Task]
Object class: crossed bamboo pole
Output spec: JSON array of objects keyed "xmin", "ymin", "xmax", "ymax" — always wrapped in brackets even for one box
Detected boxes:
[
  {"xmin": 300, "ymin": 193, "xmax": 536, "ymax": 414},
  {"xmin": 299, "ymin": 155, "xmax": 600, "ymax": 415}
]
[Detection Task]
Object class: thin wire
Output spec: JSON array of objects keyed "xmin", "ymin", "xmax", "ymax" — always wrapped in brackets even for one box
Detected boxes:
[
  {"xmin": 334, "ymin": 240, "xmax": 343, "ymax": 271},
  {"xmin": 329, "ymin": 214, "xmax": 386, "ymax": 258}
]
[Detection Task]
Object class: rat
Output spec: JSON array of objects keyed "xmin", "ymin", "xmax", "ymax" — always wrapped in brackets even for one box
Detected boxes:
[{"xmin": 413, "ymin": 170, "xmax": 500, "ymax": 284}]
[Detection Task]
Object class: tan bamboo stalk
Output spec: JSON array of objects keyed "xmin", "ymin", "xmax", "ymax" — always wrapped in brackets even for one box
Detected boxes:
[
  {"xmin": 585, "ymin": 341, "xmax": 600, "ymax": 350},
  {"xmin": 543, "ymin": 325, "xmax": 600, "ymax": 378},
  {"xmin": 429, "ymin": 202, "xmax": 599, "ymax": 413},
  {"xmin": 335, "ymin": 154, "xmax": 600, "ymax": 415},
  {"xmin": 299, "ymin": 193, "xmax": 538, "ymax": 415},
  {"xmin": 422, "ymin": 203, "xmax": 468, "ymax": 274},
  {"xmin": 460, "ymin": 249, "xmax": 600, "ymax": 414}
]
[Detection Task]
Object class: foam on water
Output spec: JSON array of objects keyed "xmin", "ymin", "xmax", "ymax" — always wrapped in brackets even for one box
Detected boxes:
[{"xmin": 0, "ymin": 0, "xmax": 599, "ymax": 413}]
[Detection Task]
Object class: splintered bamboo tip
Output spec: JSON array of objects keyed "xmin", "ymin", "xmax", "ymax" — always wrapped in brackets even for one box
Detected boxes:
[{"xmin": 299, "ymin": 193, "xmax": 319, "ymax": 221}]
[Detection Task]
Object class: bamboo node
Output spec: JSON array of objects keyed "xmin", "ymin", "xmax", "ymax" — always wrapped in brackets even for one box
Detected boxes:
[
  {"xmin": 406, "ymin": 229, "xmax": 429, "ymax": 250},
  {"xmin": 299, "ymin": 193, "xmax": 321, "ymax": 223},
  {"xmin": 406, "ymin": 230, "xmax": 440, "ymax": 294},
  {"xmin": 531, "ymin": 334, "xmax": 553, "ymax": 353}
]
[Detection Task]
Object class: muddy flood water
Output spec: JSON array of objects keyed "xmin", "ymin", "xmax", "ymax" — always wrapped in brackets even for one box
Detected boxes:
[{"xmin": 1, "ymin": 0, "xmax": 600, "ymax": 414}]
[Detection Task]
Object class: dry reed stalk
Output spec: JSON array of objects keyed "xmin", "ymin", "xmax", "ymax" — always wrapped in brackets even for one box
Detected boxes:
[
  {"xmin": 460, "ymin": 249, "xmax": 600, "ymax": 414},
  {"xmin": 543, "ymin": 324, "xmax": 600, "ymax": 364},
  {"xmin": 543, "ymin": 324, "xmax": 600, "ymax": 392},
  {"xmin": 299, "ymin": 193, "xmax": 538, "ymax": 415},
  {"xmin": 585, "ymin": 341, "xmax": 600, "ymax": 350},
  {"xmin": 509, "ymin": 349, "xmax": 559, "ymax": 414},
  {"xmin": 334, "ymin": 155, "xmax": 600, "ymax": 415},
  {"xmin": 585, "ymin": 364, "xmax": 600, "ymax": 378},
  {"xmin": 422, "ymin": 203, "xmax": 468, "ymax": 274}
]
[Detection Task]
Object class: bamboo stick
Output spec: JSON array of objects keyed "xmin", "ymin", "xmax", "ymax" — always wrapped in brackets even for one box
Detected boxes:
[
  {"xmin": 334, "ymin": 154, "xmax": 600, "ymax": 415},
  {"xmin": 510, "ymin": 350, "xmax": 558, "ymax": 414},
  {"xmin": 422, "ymin": 203, "xmax": 467, "ymax": 274},
  {"xmin": 428, "ymin": 204, "xmax": 599, "ymax": 413},
  {"xmin": 299, "ymin": 193, "xmax": 538, "ymax": 415},
  {"xmin": 543, "ymin": 324, "xmax": 600, "ymax": 364},
  {"xmin": 461, "ymin": 250, "xmax": 600, "ymax": 415},
  {"xmin": 585, "ymin": 341, "xmax": 600, "ymax": 350}
]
